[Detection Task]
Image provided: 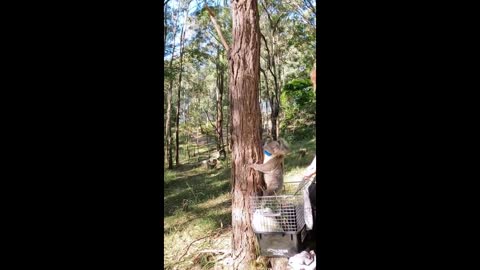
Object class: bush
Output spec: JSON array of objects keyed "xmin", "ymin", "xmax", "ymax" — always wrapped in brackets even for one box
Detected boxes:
[{"xmin": 280, "ymin": 78, "xmax": 316, "ymax": 139}]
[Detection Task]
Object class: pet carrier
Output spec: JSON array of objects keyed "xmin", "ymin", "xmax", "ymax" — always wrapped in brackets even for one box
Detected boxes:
[{"xmin": 250, "ymin": 179, "xmax": 314, "ymax": 257}]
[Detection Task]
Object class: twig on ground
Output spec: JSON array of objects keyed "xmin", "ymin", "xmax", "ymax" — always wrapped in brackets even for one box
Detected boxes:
[
  {"xmin": 215, "ymin": 252, "xmax": 231, "ymax": 262},
  {"xmin": 197, "ymin": 249, "xmax": 230, "ymax": 254},
  {"xmin": 178, "ymin": 228, "xmax": 227, "ymax": 262}
]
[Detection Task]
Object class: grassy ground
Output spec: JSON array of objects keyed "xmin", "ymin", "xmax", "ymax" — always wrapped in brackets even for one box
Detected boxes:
[{"xmin": 164, "ymin": 134, "xmax": 316, "ymax": 270}]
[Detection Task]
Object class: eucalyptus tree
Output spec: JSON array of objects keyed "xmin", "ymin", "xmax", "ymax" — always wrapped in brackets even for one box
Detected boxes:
[
  {"xmin": 174, "ymin": 1, "xmax": 193, "ymax": 166},
  {"xmin": 202, "ymin": 0, "xmax": 264, "ymax": 268},
  {"xmin": 189, "ymin": 2, "xmax": 231, "ymax": 156},
  {"xmin": 258, "ymin": 0, "xmax": 289, "ymax": 140},
  {"xmin": 164, "ymin": 3, "xmax": 180, "ymax": 169},
  {"xmin": 257, "ymin": 0, "xmax": 316, "ymax": 140}
]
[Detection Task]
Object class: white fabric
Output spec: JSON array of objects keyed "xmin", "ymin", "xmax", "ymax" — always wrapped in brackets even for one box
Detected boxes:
[
  {"xmin": 288, "ymin": 250, "xmax": 316, "ymax": 270},
  {"xmin": 251, "ymin": 208, "xmax": 284, "ymax": 233},
  {"xmin": 303, "ymin": 186, "xmax": 314, "ymax": 230},
  {"xmin": 303, "ymin": 156, "xmax": 316, "ymax": 178}
]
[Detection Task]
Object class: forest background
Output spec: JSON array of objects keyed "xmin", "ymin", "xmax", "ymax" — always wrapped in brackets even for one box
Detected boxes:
[{"xmin": 164, "ymin": 0, "xmax": 316, "ymax": 269}]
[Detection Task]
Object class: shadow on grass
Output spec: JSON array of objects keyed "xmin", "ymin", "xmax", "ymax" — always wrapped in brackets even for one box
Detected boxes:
[
  {"xmin": 284, "ymin": 152, "xmax": 316, "ymax": 171},
  {"xmin": 164, "ymin": 166, "xmax": 231, "ymax": 218},
  {"xmin": 171, "ymin": 163, "xmax": 201, "ymax": 173},
  {"xmin": 283, "ymin": 135, "xmax": 316, "ymax": 170},
  {"xmin": 164, "ymin": 200, "xmax": 232, "ymax": 236}
]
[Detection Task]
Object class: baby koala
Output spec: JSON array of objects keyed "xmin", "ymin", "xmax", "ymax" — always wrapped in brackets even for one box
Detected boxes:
[{"xmin": 248, "ymin": 138, "xmax": 290, "ymax": 196}]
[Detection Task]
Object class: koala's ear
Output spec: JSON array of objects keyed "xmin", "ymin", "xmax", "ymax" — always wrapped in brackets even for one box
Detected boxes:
[
  {"xmin": 278, "ymin": 138, "xmax": 290, "ymax": 152},
  {"xmin": 263, "ymin": 138, "xmax": 272, "ymax": 147}
]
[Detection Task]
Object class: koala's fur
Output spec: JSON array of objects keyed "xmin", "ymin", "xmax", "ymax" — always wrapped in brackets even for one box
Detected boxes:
[{"xmin": 248, "ymin": 139, "xmax": 290, "ymax": 196}]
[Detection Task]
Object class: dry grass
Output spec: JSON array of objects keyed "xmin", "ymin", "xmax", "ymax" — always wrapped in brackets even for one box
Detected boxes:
[
  {"xmin": 164, "ymin": 136, "xmax": 316, "ymax": 269},
  {"xmin": 164, "ymin": 157, "xmax": 232, "ymax": 269}
]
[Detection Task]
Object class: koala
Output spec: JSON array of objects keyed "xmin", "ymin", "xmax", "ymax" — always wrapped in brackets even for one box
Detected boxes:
[{"xmin": 248, "ymin": 139, "xmax": 290, "ymax": 196}]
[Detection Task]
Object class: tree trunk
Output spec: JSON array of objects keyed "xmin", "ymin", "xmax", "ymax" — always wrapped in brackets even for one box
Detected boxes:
[
  {"xmin": 229, "ymin": 1, "xmax": 263, "ymax": 269},
  {"xmin": 259, "ymin": 1, "xmax": 285, "ymax": 141},
  {"xmin": 186, "ymin": 135, "xmax": 190, "ymax": 159},
  {"xmin": 260, "ymin": 32, "xmax": 280, "ymax": 140},
  {"xmin": 165, "ymin": 10, "xmax": 179, "ymax": 170},
  {"xmin": 215, "ymin": 46, "xmax": 225, "ymax": 155},
  {"xmin": 163, "ymin": 2, "xmax": 169, "ymax": 166},
  {"xmin": 226, "ymin": 110, "xmax": 230, "ymax": 151},
  {"xmin": 175, "ymin": 21, "xmax": 186, "ymax": 166},
  {"xmin": 271, "ymin": 99, "xmax": 279, "ymax": 140},
  {"xmin": 195, "ymin": 129, "xmax": 199, "ymax": 157},
  {"xmin": 205, "ymin": 2, "xmax": 263, "ymax": 267},
  {"xmin": 227, "ymin": 78, "xmax": 232, "ymax": 153}
]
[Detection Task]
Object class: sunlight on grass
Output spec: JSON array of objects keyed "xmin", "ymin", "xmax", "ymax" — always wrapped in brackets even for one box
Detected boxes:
[{"xmin": 164, "ymin": 131, "xmax": 316, "ymax": 269}]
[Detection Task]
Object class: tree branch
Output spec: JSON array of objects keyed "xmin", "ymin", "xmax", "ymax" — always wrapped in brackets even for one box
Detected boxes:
[
  {"xmin": 260, "ymin": 68, "xmax": 272, "ymax": 108},
  {"xmin": 207, "ymin": 29, "xmax": 222, "ymax": 46},
  {"xmin": 288, "ymin": 1, "xmax": 315, "ymax": 27},
  {"xmin": 272, "ymin": 13, "xmax": 287, "ymax": 35},
  {"xmin": 260, "ymin": 0, "xmax": 273, "ymax": 28},
  {"xmin": 260, "ymin": 33, "xmax": 273, "ymax": 74},
  {"xmin": 204, "ymin": 3, "xmax": 230, "ymax": 51},
  {"xmin": 204, "ymin": 109, "xmax": 220, "ymax": 136},
  {"xmin": 303, "ymin": 0, "xmax": 316, "ymax": 14}
]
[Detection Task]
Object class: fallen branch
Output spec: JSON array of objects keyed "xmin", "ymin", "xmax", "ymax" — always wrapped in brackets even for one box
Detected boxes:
[
  {"xmin": 178, "ymin": 229, "xmax": 226, "ymax": 262},
  {"xmin": 178, "ymin": 234, "xmax": 213, "ymax": 262},
  {"xmin": 215, "ymin": 252, "xmax": 231, "ymax": 262},
  {"xmin": 197, "ymin": 249, "xmax": 230, "ymax": 254}
]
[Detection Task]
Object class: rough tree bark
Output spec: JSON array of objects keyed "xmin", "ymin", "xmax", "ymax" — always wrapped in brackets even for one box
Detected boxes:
[
  {"xmin": 206, "ymin": 1, "xmax": 264, "ymax": 268},
  {"xmin": 229, "ymin": 1, "xmax": 263, "ymax": 268}
]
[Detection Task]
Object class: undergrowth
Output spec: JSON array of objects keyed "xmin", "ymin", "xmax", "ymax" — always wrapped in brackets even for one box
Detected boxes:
[{"xmin": 164, "ymin": 132, "xmax": 316, "ymax": 269}]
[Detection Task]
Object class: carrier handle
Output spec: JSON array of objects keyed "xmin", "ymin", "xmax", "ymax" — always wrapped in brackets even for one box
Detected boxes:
[{"xmin": 294, "ymin": 176, "xmax": 315, "ymax": 195}]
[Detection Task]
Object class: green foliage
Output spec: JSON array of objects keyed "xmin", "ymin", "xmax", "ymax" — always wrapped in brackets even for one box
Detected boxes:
[
  {"xmin": 282, "ymin": 79, "xmax": 315, "ymax": 107},
  {"xmin": 280, "ymin": 78, "xmax": 316, "ymax": 140}
]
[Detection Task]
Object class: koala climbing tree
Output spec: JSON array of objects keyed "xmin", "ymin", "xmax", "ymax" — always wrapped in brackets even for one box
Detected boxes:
[{"xmin": 248, "ymin": 139, "xmax": 290, "ymax": 196}]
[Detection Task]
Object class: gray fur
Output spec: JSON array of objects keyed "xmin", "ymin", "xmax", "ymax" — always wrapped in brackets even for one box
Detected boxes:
[{"xmin": 248, "ymin": 139, "xmax": 290, "ymax": 196}]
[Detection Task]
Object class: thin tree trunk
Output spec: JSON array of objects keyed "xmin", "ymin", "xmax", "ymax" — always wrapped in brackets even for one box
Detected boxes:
[
  {"xmin": 259, "ymin": 1, "xmax": 285, "ymax": 141},
  {"xmin": 186, "ymin": 134, "xmax": 190, "ymax": 159},
  {"xmin": 165, "ymin": 9, "xmax": 179, "ymax": 170},
  {"xmin": 195, "ymin": 130, "xmax": 199, "ymax": 157},
  {"xmin": 261, "ymin": 68, "xmax": 274, "ymax": 138},
  {"xmin": 163, "ymin": 2, "xmax": 169, "ymax": 166},
  {"xmin": 226, "ymin": 110, "xmax": 230, "ymax": 151},
  {"xmin": 260, "ymin": 32, "xmax": 280, "ymax": 140},
  {"xmin": 175, "ymin": 19, "xmax": 187, "ymax": 166},
  {"xmin": 215, "ymin": 46, "xmax": 225, "ymax": 156},
  {"xmin": 163, "ymin": 2, "xmax": 167, "ymax": 58},
  {"xmin": 227, "ymin": 74, "xmax": 232, "ymax": 153}
]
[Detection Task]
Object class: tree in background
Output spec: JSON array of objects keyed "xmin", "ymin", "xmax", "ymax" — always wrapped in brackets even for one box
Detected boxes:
[
  {"xmin": 165, "ymin": 6, "xmax": 180, "ymax": 169},
  {"xmin": 281, "ymin": 78, "xmax": 316, "ymax": 140}
]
